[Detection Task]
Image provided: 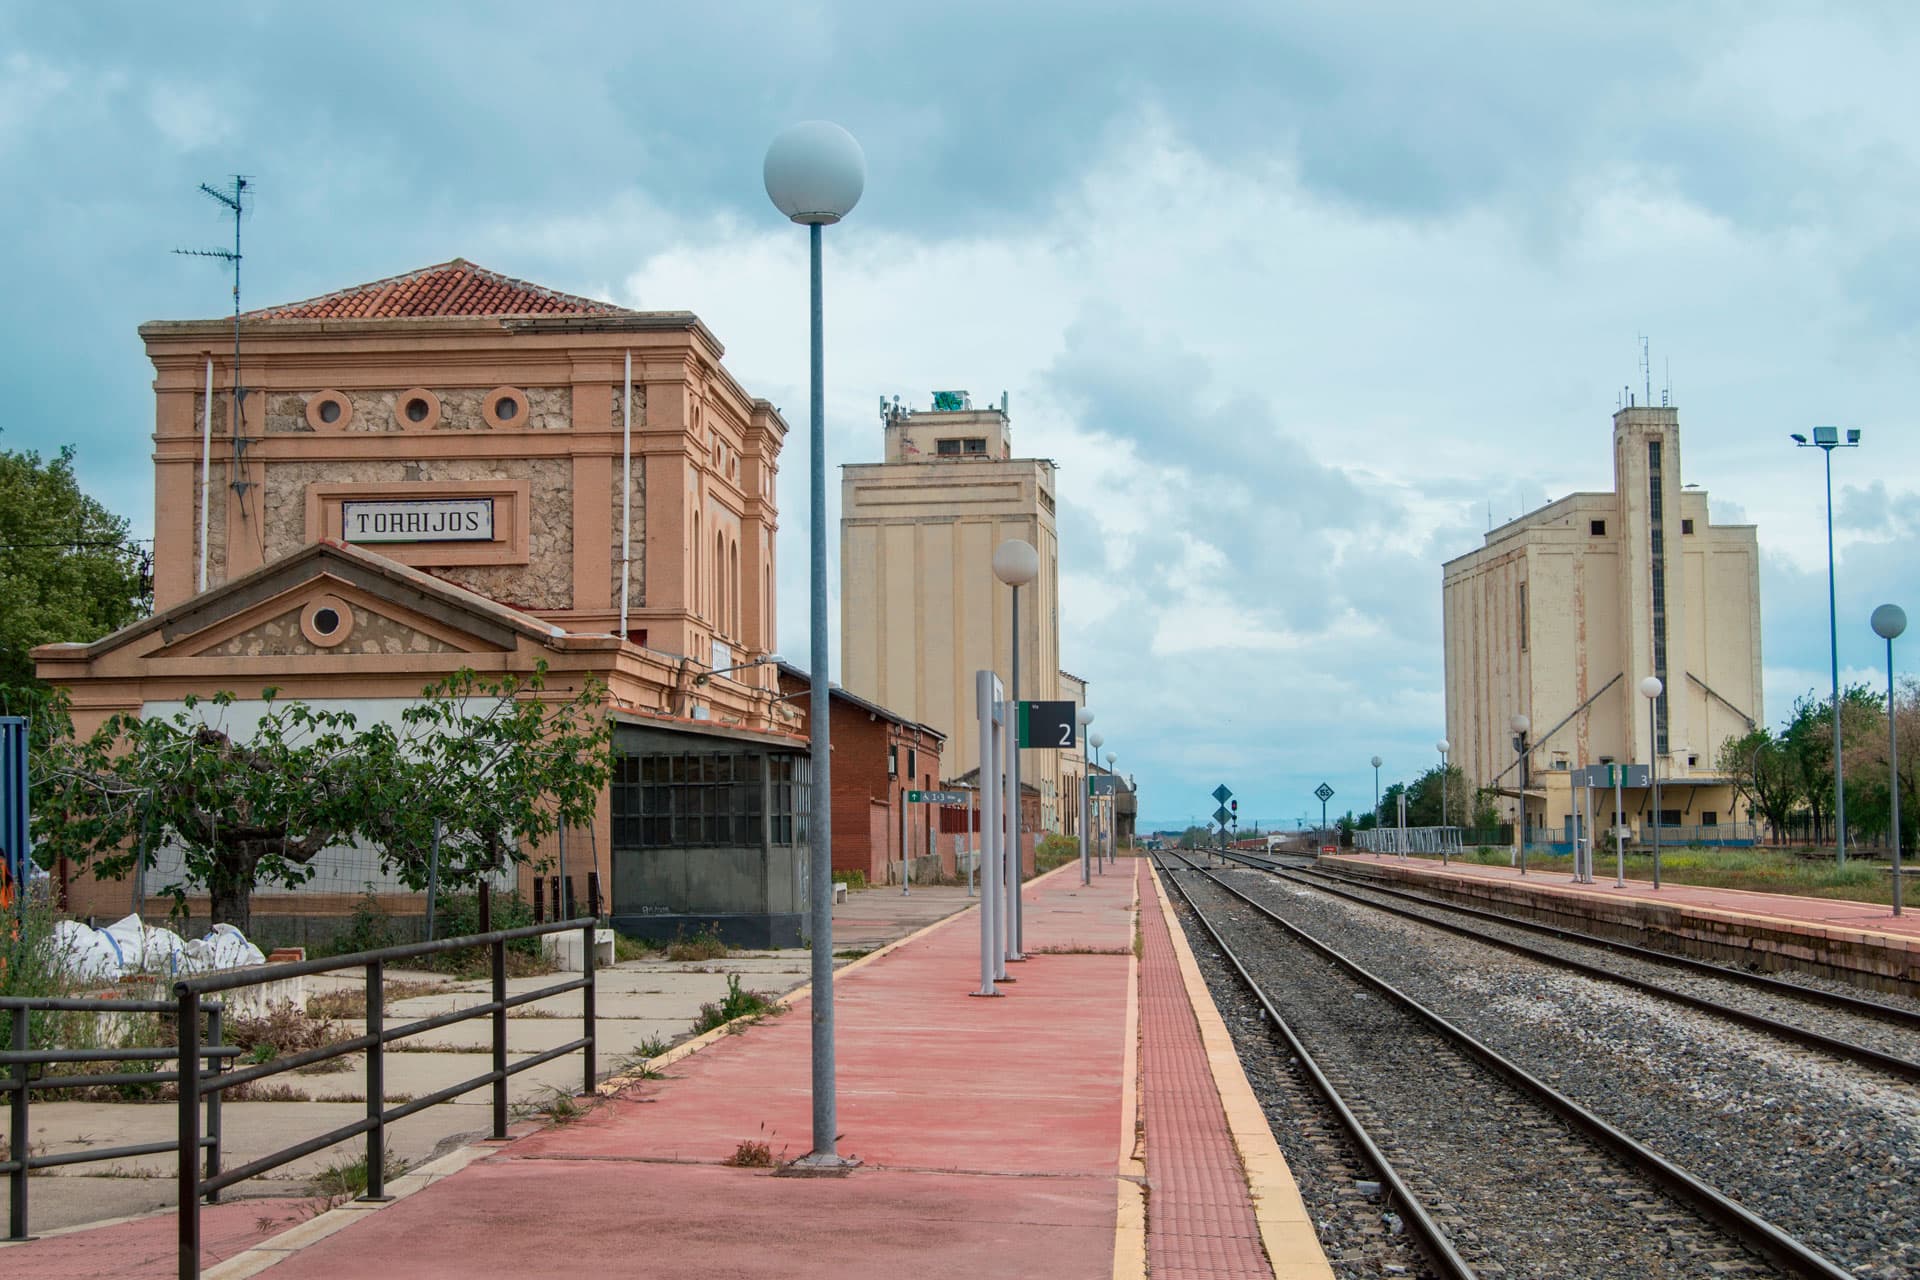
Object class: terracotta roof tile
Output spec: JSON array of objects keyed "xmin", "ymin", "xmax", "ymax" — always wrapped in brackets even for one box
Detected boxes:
[{"xmin": 244, "ymin": 259, "xmax": 627, "ymax": 320}]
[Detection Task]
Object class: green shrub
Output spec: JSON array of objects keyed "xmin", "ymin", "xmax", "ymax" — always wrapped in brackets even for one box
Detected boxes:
[
  {"xmin": 691, "ymin": 974, "xmax": 777, "ymax": 1035},
  {"xmin": 419, "ymin": 890, "xmax": 544, "ymax": 976},
  {"xmin": 666, "ymin": 925, "xmax": 728, "ymax": 962},
  {"xmin": 835, "ymin": 869, "xmax": 868, "ymax": 891},
  {"xmin": 1036, "ymin": 834, "xmax": 1080, "ymax": 872},
  {"xmin": 324, "ymin": 886, "xmax": 395, "ymax": 957}
]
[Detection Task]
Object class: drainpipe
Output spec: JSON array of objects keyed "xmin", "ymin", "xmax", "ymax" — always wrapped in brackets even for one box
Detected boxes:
[
  {"xmin": 199, "ymin": 356, "xmax": 213, "ymax": 592},
  {"xmin": 619, "ymin": 350, "xmax": 633, "ymax": 638}
]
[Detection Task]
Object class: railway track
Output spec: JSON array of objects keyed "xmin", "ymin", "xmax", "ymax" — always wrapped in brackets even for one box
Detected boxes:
[
  {"xmin": 1205, "ymin": 849, "xmax": 1920, "ymax": 1082},
  {"xmin": 1153, "ymin": 849, "xmax": 1856, "ymax": 1280},
  {"xmin": 1223, "ymin": 849, "xmax": 1920, "ymax": 1074}
]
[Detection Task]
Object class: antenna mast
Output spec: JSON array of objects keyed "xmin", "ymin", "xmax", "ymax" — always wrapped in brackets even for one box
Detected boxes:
[
  {"xmin": 174, "ymin": 177, "xmax": 251, "ymax": 500},
  {"xmin": 1638, "ymin": 334, "xmax": 1651, "ymax": 406}
]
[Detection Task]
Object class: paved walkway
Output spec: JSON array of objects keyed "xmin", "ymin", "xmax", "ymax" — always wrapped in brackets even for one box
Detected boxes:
[
  {"xmin": 8, "ymin": 860, "xmax": 1322, "ymax": 1278},
  {"xmin": 1330, "ymin": 851, "xmax": 1920, "ymax": 943}
]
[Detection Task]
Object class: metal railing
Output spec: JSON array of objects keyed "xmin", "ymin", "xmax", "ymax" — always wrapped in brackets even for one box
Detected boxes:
[
  {"xmin": 173, "ymin": 915, "xmax": 598, "ymax": 1277},
  {"xmin": 6, "ymin": 995, "xmax": 239, "ymax": 1242},
  {"xmin": 1356, "ymin": 826, "xmax": 1463, "ymax": 857}
]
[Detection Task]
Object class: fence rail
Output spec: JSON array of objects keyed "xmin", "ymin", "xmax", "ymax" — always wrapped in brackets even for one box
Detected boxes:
[
  {"xmin": 5, "ymin": 995, "xmax": 239, "ymax": 1242},
  {"xmin": 1356, "ymin": 826, "xmax": 1465, "ymax": 857},
  {"xmin": 3, "ymin": 907, "xmax": 598, "ymax": 1278}
]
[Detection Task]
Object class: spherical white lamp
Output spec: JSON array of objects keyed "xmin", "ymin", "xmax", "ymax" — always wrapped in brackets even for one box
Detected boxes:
[
  {"xmin": 1437, "ymin": 739, "xmax": 1450, "ymax": 755},
  {"xmin": 763, "ymin": 122, "xmax": 866, "ymax": 225},
  {"xmin": 1371, "ymin": 755, "xmax": 1382, "ymax": 769},
  {"xmin": 1638, "ymin": 676, "xmax": 1663, "ymax": 701},
  {"xmin": 1872, "ymin": 604, "xmax": 1907, "ymax": 641},
  {"xmin": 991, "ymin": 538, "xmax": 1039, "ymax": 587},
  {"xmin": 1077, "ymin": 707, "xmax": 1094, "ymax": 727},
  {"xmin": 1510, "ymin": 713, "xmax": 1530, "ymax": 735}
]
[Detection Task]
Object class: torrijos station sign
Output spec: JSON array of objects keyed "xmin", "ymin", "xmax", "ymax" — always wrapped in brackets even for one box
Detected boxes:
[{"xmin": 341, "ymin": 497, "xmax": 495, "ymax": 543}]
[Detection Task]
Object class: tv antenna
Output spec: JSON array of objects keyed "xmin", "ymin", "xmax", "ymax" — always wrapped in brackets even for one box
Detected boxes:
[
  {"xmin": 174, "ymin": 176, "xmax": 252, "ymax": 499},
  {"xmin": 1637, "ymin": 334, "xmax": 1651, "ymax": 406}
]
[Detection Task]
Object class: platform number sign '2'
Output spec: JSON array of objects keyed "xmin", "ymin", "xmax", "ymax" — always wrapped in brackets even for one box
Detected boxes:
[{"xmin": 1017, "ymin": 701, "xmax": 1078, "ymax": 749}]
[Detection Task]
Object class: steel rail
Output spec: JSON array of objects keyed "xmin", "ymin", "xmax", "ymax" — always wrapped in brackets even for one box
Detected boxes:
[
  {"xmin": 1164, "ymin": 851, "xmax": 1857, "ymax": 1280},
  {"xmin": 1244, "ymin": 851, "xmax": 1920, "ymax": 1029},
  {"xmin": 1153, "ymin": 851, "xmax": 1478, "ymax": 1280},
  {"xmin": 1215, "ymin": 854, "xmax": 1920, "ymax": 1081}
]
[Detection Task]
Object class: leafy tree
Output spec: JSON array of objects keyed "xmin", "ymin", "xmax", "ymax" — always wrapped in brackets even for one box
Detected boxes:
[
  {"xmin": 32, "ymin": 691, "xmax": 368, "ymax": 931},
  {"xmin": 355, "ymin": 665, "xmax": 612, "ymax": 890},
  {"xmin": 1470, "ymin": 788, "xmax": 1503, "ymax": 832},
  {"xmin": 1335, "ymin": 812, "xmax": 1356, "ymax": 847},
  {"xmin": 1375, "ymin": 781, "xmax": 1407, "ymax": 827},
  {"xmin": 1781, "ymin": 685, "xmax": 1882, "ymax": 846},
  {"xmin": 1403, "ymin": 764, "xmax": 1470, "ymax": 827},
  {"xmin": 0, "ymin": 447, "xmax": 149, "ymax": 692},
  {"xmin": 32, "ymin": 666, "xmax": 612, "ymax": 931},
  {"xmin": 1716, "ymin": 729, "xmax": 1800, "ymax": 844},
  {"xmin": 1840, "ymin": 675, "xmax": 1920, "ymax": 854}
]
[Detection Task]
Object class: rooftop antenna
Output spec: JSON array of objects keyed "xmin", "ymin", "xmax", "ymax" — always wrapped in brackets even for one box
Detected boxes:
[
  {"xmin": 1638, "ymin": 334, "xmax": 1651, "ymax": 406},
  {"xmin": 1662, "ymin": 357, "xmax": 1671, "ymax": 407},
  {"xmin": 174, "ymin": 176, "xmax": 251, "ymax": 499}
]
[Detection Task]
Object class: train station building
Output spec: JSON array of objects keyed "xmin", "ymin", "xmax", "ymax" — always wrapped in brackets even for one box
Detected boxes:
[
  {"xmin": 38, "ymin": 260, "xmax": 822, "ymax": 946},
  {"xmin": 1441, "ymin": 404, "xmax": 1763, "ymax": 849}
]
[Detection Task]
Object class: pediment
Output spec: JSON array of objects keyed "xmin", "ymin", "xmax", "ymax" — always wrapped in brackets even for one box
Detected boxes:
[{"xmin": 175, "ymin": 596, "xmax": 467, "ymax": 660}]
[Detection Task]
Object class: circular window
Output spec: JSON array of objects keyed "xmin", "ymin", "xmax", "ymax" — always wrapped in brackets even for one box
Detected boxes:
[
  {"xmin": 305, "ymin": 391, "xmax": 354, "ymax": 431},
  {"xmin": 393, "ymin": 388, "xmax": 442, "ymax": 431},
  {"xmin": 300, "ymin": 595, "xmax": 355, "ymax": 649},
  {"xmin": 481, "ymin": 386, "xmax": 530, "ymax": 430}
]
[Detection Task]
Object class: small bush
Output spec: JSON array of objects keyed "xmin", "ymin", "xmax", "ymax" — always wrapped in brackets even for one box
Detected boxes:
[
  {"xmin": 417, "ymin": 891, "xmax": 550, "ymax": 977},
  {"xmin": 692, "ymin": 974, "xmax": 778, "ymax": 1035},
  {"xmin": 324, "ymin": 887, "xmax": 395, "ymax": 957},
  {"xmin": 1036, "ymin": 834, "xmax": 1080, "ymax": 872},
  {"xmin": 612, "ymin": 933, "xmax": 658, "ymax": 963},
  {"xmin": 666, "ymin": 925, "xmax": 728, "ymax": 963},
  {"xmin": 724, "ymin": 1139, "xmax": 774, "ymax": 1167},
  {"xmin": 224, "ymin": 1001, "xmax": 353, "ymax": 1073},
  {"xmin": 835, "ymin": 869, "xmax": 868, "ymax": 892}
]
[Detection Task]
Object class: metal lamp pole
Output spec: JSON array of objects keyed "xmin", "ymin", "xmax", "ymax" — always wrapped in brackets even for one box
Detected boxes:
[
  {"xmin": 1793, "ymin": 427, "xmax": 1862, "ymax": 863},
  {"xmin": 1510, "ymin": 714, "xmax": 1530, "ymax": 874},
  {"xmin": 1077, "ymin": 708, "xmax": 1094, "ymax": 883},
  {"xmin": 1436, "ymin": 739, "xmax": 1451, "ymax": 865},
  {"xmin": 764, "ymin": 121, "xmax": 864, "ymax": 1169},
  {"xmin": 1089, "ymin": 732, "xmax": 1105, "ymax": 870},
  {"xmin": 1106, "ymin": 753, "xmax": 1118, "ymax": 862},
  {"xmin": 992, "ymin": 540, "xmax": 1038, "ymax": 959},
  {"xmin": 1640, "ymin": 676, "xmax": 1664, "ymax": 889},
  {"xmin": 1873, "ymin": 605, "xmax": 1907, "ymax": 915},
  {"xmin": 1371, "ymin": 755, "xmax": 1382, "ymax": 828}
]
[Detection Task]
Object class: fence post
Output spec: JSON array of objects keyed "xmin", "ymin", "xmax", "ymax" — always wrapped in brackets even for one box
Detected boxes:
[
  {"xmin": 479, "ymin": 881, "xmax": 492, "ymax": 934},
  {"xmin": 8, "ymin": 1006, "xmax": 28, "ymax": 1241},
  {"xmin": 427, "ymin": 817, "xmax": 442, "ymax": 941},
  {"xmin": 533, "ymin": 878, "xmax": 545, "ymax": 925},
  {"xmin": 587, "ymin": 871, "xmax": 602, "ymax": 921},
  {"xmin": 582, "ymin": 921, "xmax": 597, "ymax": 1094},
  {"xmin": 176, "ymin": 982, "xmax": 202, "ymax": 1280},
  {"xmin": 363, "ymin": 959, "xmax": 391, "ymax": 1200},
  {"xmin": 203, "ymin": 1005, "xmax": 223, "ymax": 1203},
  {"xmin": 490, "ymin": 937, "xmax": 507, "ymax": 1139}
]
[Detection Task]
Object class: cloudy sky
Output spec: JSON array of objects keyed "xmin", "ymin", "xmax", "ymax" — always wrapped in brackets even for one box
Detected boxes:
[{"xmin": 5, "ymin": 2, "xmax": 1918, "ymax": 830}]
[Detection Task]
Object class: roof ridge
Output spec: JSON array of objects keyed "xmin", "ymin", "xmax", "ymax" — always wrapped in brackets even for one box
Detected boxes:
[{"xmin": 240, "ymin": 259, "xmax": 628, "ymax": 320}]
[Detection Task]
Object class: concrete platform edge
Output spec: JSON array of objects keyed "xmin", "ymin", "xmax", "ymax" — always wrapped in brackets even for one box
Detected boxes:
[
  {"xmin": 1149, "ymin": 863, "xmax": 1336, "ymax": 1280},
  {"xmin": 1114, "ymin": 864, "xmax": 1146, "ymax": 1280}
]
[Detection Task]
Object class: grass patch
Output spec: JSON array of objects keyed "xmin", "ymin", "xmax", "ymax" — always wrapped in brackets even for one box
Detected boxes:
[
  {"xmin": 666, "ymin": 926, "xmax": 728, "ymax": 963},
  {"xmin": 692, "ymin": 974, "xmax": 781, "ymax": 1036},
  {"xmin": 832, "ymin": 948, "xmax": 872, "ymax": 960},
  {"xmin": 612, "ymin": 933, "xmax": 659, "ymax": 963},
  {"xmin": 724, "ymin": 1139, "xmax": 774, "ymax": 1167},
  {"xmin": 224, "ymin": 1001, "xmax": 354, "ymax": 1074},
  {"xmin": 1426, "ymin": 845, "xmax": 1903, "ymax": 905},
  {"xmin": 1036, "ymin": 833, "xmax": 1080, "ymax": 873},
  {"xmin": 312, "ymin": 1151, "xmax": 408, "ymax": 1204},
  {"xmin": 306, "ymin": 979, "xmax": 445, "ymax": 1021},
  {"xmin": 835, "ymin": 869, "xmax": 869, "ymax": 892},
  {"xmin": 513, "ymin": 1086, "xmax": 590, "ymax": 1125}
]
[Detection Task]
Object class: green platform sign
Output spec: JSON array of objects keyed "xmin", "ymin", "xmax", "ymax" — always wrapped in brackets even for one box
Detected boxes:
[
  {"xmin": 1017, "ymin": 700, "xmax": 1078, "ymax": 749},
  {"xmin": 907, "ymin": 789, "xmax": 968, "ymax": 805}
]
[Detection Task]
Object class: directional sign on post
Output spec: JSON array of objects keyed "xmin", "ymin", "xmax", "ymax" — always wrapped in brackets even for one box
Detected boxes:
[
  {"xmin": 907, "ymin": 789, "xmax": 968, "ymax": 805},
  {"xmin": 1212, "ymin": 784, "xmax": 1233, "ymax": 804},
  {"xmin": 1089, "ymin": 774, "xmax": 1119, "ymax": 797},
  {"xmin": 1017, "ymin": 700, "xmax": 1078, "ymax": 749},
  {"xmin": 1314, "ymin": 782, "xmax": 1335, "ymax": 803},
  {"xmin": 1213, "ymin": 805, "xmax": 1233, "ymax": 825}
]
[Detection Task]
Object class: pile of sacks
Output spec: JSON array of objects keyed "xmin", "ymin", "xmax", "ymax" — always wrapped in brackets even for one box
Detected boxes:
[{"xmin": 48, "ymin": 915, "xmax": 267, "ymax": 983}]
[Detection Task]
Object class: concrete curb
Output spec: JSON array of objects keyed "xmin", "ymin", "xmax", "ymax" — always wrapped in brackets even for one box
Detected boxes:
[
  {"xmin": 1148, "ymin": 862, "xmax": 1336, "ymax": 1280},
  {"xmin": 1112, "ymin": 862, "xmax": 1147, "ymax": 1280}
]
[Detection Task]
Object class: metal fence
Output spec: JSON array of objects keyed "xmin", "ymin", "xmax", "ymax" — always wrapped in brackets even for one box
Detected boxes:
[
  {"xmin": 5, "ymin": 912, "xmax": 597, "ymax": 1277},
  {"xmin": 1356, "ymin": 826, "xmax": 1465, "ymax": 857}
]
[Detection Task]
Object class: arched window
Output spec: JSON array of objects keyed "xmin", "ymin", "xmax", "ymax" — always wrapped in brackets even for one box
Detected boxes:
[
  {"xmin": 691, "ymin": 511, "xmax": 702, "ymax": 618},
  {"xmin": 715, "ymin": 530, "xmax": 726, "ymax": 635},
  {"xmin": 731, "ymin": 540, "xmax": 741, "ymax": 645}
]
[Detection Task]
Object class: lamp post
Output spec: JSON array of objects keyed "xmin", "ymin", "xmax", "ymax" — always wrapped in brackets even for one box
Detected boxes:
[
  {"xmin": 1371, "ymin": 755, "xmax": 1382, "ymax": 830},
  {"xmin": 1873, "ymin": 604, "xmax": 1907, "ymax": 916},
  {"xmin": 1640, "ymin": 676, "xmax": 1664, "ymax": 889},
  {"xmin": 1106, "ymin": 752, "xmax": 1118, "ymax": 862},
  {"xmin": 992, "ymin": 539, "xmax": 1038, "ymax": 959},
  {"xmin": 1436, "ymin": 739, "xmax": 1451, "ymax": 865},
  {"xmin": 1510, "ymin": 714, "xmax": 1530, "ymax": 873},
  {"xmin": 764, "ymin": 120, "xmax": 864, "ymax": 1170},
  {"xmin": 1089, "ymin": 731, "xmax": 1105, "ymax": 865},
  {"xmin": 1076, "ymin": 707, "xmax": 1094, "ymax": 883},
  {"xmin": 1792, "ymin": 427, "xmax": 1862, "ymax": 863}
]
